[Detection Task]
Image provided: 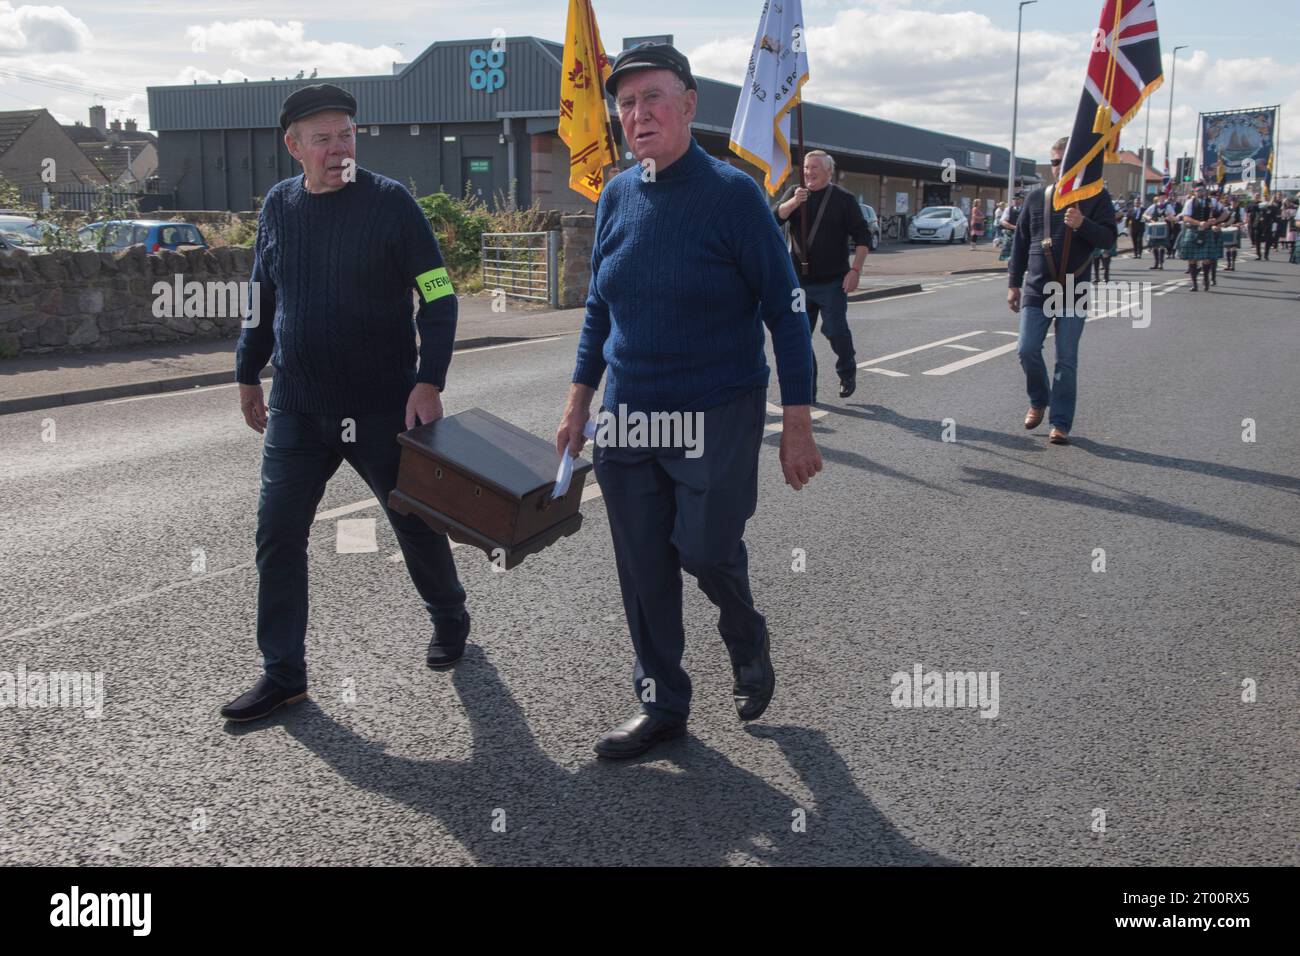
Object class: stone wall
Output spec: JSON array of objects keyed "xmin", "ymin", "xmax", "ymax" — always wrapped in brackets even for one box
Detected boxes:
[
  {"xmin": 560, "ymin": 213, "xmax": 594, "ymax": 309},
  {"xmin": 0, "ymin": 246, "xmax": 255, "ymax": 356}
]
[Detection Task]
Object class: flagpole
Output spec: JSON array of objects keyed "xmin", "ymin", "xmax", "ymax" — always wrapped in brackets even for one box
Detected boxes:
[
  {"xmin": 1141, "ymin": 96, "xmax": 1151, "ymax": 199},
  {"xmin": 1192, "ymin": 113, "xmax": 1201, "ymax": 185},
  {"xmin": 796, "ymin": 101, "xmax": 808, "ymax": 275}
]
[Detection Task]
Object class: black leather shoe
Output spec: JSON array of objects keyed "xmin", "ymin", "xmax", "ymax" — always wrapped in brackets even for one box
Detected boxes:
[
  {"xmin": 730, "ymin": 634, "xmax": 776, "ymax": 721},
  {"xmin": 220, "ymin": 676, "xmax": 307, "ymax": 722},
  {"xmin": 838, "ymin": 377, "xmax": 857, "ymax": 399},
  {"xmin": 427, "ymin": 609, "xmax": 471, "ymax": 669},
  {"xmin": 593, "ymin": 712, "xmax": 687, "ymax": 760}
]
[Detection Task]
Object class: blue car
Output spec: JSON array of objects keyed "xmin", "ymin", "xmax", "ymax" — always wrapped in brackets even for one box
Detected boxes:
[{"xmin": 78, "ymin": 220, "xmax": 208, "ymax": 253}]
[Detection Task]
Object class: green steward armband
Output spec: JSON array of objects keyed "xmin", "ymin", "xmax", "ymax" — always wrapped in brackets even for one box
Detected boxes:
[{"xmin": 415, "ymin": 267, "xmax": 454, "ymax": 304}]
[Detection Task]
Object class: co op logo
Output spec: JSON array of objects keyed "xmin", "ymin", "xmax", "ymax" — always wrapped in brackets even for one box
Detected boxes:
[{"xmin": 469, "ymin": 35, "xmax": 507, "ymax": 93}]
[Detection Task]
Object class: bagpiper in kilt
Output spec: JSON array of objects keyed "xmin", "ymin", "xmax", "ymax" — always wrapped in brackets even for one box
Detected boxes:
[
  {"xmin": 1177, "ymin": 183, "xmax": 1228, "ymax": 291},
  {"xmin": 1142, "ymin": 195, "xmax": 1178, "ymax": 270},
  {"xmin": 1221, "ymin": 197, "xmax": 1244, "ymax": 272}
]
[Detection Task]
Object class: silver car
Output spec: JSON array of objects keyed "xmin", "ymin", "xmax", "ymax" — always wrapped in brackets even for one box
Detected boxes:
[{"xmin": 907, "ymin": 206, "xmax": 969, "ymax": 243}]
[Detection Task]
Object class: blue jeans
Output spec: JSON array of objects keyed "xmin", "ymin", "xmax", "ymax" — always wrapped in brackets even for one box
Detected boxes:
[
  {"xmin": 1017, "ymin": 306, "xmax": 1085, "ymax": 432},
  {"xmin": 255, "ymin": 406, "xmax": 466, "ymax": 689},
  {"xmin": 802, "ymin": 280, "xmax": 857, "ymax": 383},
  {"xmin": 593, "ymin": 388, "xmax": 768, "ymax": 721}
]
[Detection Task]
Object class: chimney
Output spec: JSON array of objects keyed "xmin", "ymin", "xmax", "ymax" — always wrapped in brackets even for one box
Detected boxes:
[
  {"xmin": 110, "ymin": 119, "xmax": 122, "ymax": 131},
  {"xmin": 89, "ymin": 105, "xmax": 107, "ymax": 132},
  {"xmin": 125, "ymin": 119, "xmax": 137, "ymax": 133}
]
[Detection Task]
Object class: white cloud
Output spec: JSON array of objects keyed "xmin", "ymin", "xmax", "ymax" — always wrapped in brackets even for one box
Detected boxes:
[
  {"xmin": 182, "ymin": 19, "xmax": 401, "ymax": 77},
  {"xmin": 0, "ymin": 2, "xmax": 93, "ymax": 56},
  {"xmin": 686, "ymin": 2, "xmax": 1299, "ymax": 169}
]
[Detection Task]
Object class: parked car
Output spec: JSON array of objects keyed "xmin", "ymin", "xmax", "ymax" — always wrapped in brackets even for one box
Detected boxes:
[
  {"xmin": 855, "ymin": 203, "xmax": 881, "ymax": 251},
  {"xmin": 907, "ymin": 206, "xmax": 968, "ymax": 243},
  {"xmin": 77, "ymin": 220, "xmax": 208, "ymax": 253},
  {"xmin": 0, "ymin": 214, "xmax": 56, "ymax": 253}
]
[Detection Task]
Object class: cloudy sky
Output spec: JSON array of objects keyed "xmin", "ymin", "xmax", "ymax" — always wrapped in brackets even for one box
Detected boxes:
[{"xmin": 2, "ymin": 0, "xmax": 1297, "ymax": 172}]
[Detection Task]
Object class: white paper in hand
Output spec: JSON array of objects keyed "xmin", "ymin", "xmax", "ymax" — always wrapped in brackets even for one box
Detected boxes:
[{"xmin": 552, "ymin": 419, "xmax": 597, "ymax": 498}]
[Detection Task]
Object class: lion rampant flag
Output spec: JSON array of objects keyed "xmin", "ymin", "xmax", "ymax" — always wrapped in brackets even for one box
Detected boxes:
[
  {"xmin": 1055, "ymin": 0, "xmax": 1164, "ymax": 209},
  {"xmin": 559, "ymin": 0, "xmax": 617, "ymax": 202}
]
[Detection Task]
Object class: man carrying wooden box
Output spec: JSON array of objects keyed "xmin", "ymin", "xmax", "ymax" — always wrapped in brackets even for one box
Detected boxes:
[{"xmin": 556, "ymin": 44, "xmax": 823, "ymax": 760}]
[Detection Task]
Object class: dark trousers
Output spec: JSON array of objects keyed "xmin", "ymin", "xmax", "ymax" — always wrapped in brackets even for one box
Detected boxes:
[
  {"xmin": 593, "ymin": 388, "xmax": 768, "ymax": 721},
  {"xmin": 1129, "ymin": 224, "xmax": 1144, "ymax": 256},
  {"xmin": 255, "ymin": 406, "xmax": 466, "ymax": 689},
  {"xmin": 804, "ymin": 280, "xmax": 857, "ymax": 387}
]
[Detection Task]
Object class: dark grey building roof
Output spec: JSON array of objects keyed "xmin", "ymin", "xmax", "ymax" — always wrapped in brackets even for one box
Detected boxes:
[
  {"xmin": 147, "ymin": 36, "xmax": 1036, "ymax": 182},
  {"xmin": 0, "ymin": 110, "xmax": 42, "ymax": 157}
]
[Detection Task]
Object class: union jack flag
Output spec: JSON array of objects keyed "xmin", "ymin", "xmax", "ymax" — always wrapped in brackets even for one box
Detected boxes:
[{"xmin": 1055, "ymin": 0, "xmax": 1164, "ymax": 209}]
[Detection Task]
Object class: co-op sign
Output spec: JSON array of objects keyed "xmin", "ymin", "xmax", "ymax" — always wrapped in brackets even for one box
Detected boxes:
[{"xmin": 469, "ymin": 32, "xmax": 507, "ymax": 93}]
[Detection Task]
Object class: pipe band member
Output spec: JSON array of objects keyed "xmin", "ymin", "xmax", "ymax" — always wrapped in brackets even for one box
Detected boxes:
[{"xmin": 1177, "ymin": 181, "xmax": 1228, "ymax": 291}]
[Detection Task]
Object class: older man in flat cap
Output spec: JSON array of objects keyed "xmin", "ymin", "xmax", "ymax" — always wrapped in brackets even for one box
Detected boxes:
[
  {"xmin": 222, "ymin": 84, "xmax": 470, "ymax": 721},
  {"xmin": 556, "ymin": 44, "xmax": 821, "ymax": 759}
]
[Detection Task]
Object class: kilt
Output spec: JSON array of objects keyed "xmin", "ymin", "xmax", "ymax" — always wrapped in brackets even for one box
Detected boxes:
[
  {"xmin": 997, "ymin": 228, "xmax": 1012, "ymax": 261},
  {"xmin": 1092, "ymin": 237, "xmax": 1118, "ymax": 259},
  {"xmin": 1144, "ymin": 221, "xmax": 1170, "ymax": 249},
  {"xmin": 1177, "ymin": 225, "xmax": 1223, "ymax": 260},
  {"xmin": 1291, "ymin": 241, "xmax": 1300, "ymax": 264}
]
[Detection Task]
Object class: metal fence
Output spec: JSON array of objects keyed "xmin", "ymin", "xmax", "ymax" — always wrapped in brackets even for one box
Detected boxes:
[
  {"xmin": 16, "ymin": 186, "xmax": 173, "ymax": 214},
  {"xmin": 481, "ymin": 231, "xmax": 559, "ymax": 307}
]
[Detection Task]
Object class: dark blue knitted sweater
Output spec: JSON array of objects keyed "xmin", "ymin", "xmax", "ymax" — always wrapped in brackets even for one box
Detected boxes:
[
  {"xmin": 235, "ymin": 167, "xmax": 457, "ymax": 414},
  {"xmin": 573, "ymin": 139, "xmax": 814, "ymax": 412}
]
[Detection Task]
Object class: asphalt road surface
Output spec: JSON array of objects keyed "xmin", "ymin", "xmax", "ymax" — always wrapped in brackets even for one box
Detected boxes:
[{"xmin": 2, "ymin": 252, "xmax": 1297, "ymax": 866}]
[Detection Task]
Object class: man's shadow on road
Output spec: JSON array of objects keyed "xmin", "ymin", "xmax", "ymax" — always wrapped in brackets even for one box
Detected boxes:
[{"xmin": 233, "ymin": 648, "xmax": 955, "ymax": 866}]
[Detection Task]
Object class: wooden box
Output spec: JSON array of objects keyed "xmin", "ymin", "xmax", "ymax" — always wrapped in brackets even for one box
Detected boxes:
[{"xmin": 388, "ymin": 407, "xmax": 593, "ymax": 569}]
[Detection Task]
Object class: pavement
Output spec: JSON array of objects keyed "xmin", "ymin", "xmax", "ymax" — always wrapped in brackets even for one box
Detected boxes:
[
  {"xmin": 1, "ymin": 248, "xmax": 1295, "ymax": 866},
  {"xmin": 0, "ymin": 241, "xmax": 1038, "ymax": 416}
]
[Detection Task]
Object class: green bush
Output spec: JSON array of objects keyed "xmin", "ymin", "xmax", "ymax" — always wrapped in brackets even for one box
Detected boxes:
[{"xmin": 416, "ymin": 185, "xmax": 553, "ymax": 294}]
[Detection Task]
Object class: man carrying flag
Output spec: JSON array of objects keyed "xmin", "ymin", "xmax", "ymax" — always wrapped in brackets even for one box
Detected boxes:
[
  {"xmin": 1008, "ymin": 0, "xmax": 1162, "ymax": 446},
  {"xmin": 558, "ymin": 0, "xmax": 618, "ymax": 201}
]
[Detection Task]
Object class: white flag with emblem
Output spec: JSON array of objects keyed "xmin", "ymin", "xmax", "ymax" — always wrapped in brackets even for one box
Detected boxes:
[{"xmin": 728, "ymin": 0, "xmax": 810, "ymax": 196}]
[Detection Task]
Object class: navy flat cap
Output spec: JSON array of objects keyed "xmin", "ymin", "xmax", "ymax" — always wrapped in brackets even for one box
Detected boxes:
[
  {"xmin": 279, "ymin": 83, "xmax": 357, "ymax": 132},
  {"xmin": 604, "ymin": 42, "xmax": 697, "ymax": 97}
]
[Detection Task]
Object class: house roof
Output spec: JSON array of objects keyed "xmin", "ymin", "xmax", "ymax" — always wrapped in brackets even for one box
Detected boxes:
[
  {"xmin": 79, "ymin": 142, "xmax": 139, "ymax": 181},
  {"xmin": 0, "ymin": 110, "xmax": 43, "ymax": 157}
]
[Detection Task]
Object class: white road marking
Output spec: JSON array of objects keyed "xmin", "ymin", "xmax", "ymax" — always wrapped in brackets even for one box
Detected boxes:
[
  {"xmin": 857, "ymin": 331, "xmax": 985, "ymax": 369},
  {"xmin": 456, "ymin": 335, "xmax": 564, "ymax": 355},
  {"xmin": 858, "ymin": 290, "xmax": 933, "ymax": 303},
  {"xmin": 922, "ymin": 341, "xmax": 1021, "ymax": 376},
  {"xmin": 100, "ymin": 337, "xmax": 565, "ymax": 408},
  {"xmin": 104, "ymin": 382, "xmax": 242, "ymax": 405},
  {"xmin": 864, "ymin": 368, "xmax": 909, "ymax": 377},
  {"xmin": 315, "ymin": 499, "xmax": 379, "ymax": 523},
  {"xmin": 336, "ymin": 518, "xmax": 378, "ymax": 553},
  {"xmin": 993, "ymin": 331, "xmax": 1020, "ymax": 336},
  {"xmin": 0, "ymin": 561, "xmax": 255, "ymax": 640},
  {"xmin": 943, "ymin": 344, "xmax": 983, "ymax": 352}
]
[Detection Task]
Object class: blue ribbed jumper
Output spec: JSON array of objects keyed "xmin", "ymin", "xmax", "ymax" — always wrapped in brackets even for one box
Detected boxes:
[{"xmin": 573, "ymin": 139, "xmax": 814, "ymax": 412}]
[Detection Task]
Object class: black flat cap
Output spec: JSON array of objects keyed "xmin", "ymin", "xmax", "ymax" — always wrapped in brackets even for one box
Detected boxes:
[
  {"xmin": 604, "ymin": 42, "xmax": 697, "ymax": 97},
  {"xmin": 279, "ymin": 83, "xmax": 356, "ymax": 132}
]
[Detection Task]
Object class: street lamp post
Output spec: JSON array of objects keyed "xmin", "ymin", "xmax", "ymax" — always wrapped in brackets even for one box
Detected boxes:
[
  {"xmin": 1007, "ymin": 0, "xmax": 1038, "ymax": 202},
  {"xmin": 1164, "ymin": 45, "xmax": 1187, "ymax": 184}
]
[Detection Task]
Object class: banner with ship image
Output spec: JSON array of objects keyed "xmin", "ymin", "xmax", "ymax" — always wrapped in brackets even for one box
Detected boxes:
[{"xmin": 1200, "ymin": 107, "xmax": 1279, "ymax": 186}]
